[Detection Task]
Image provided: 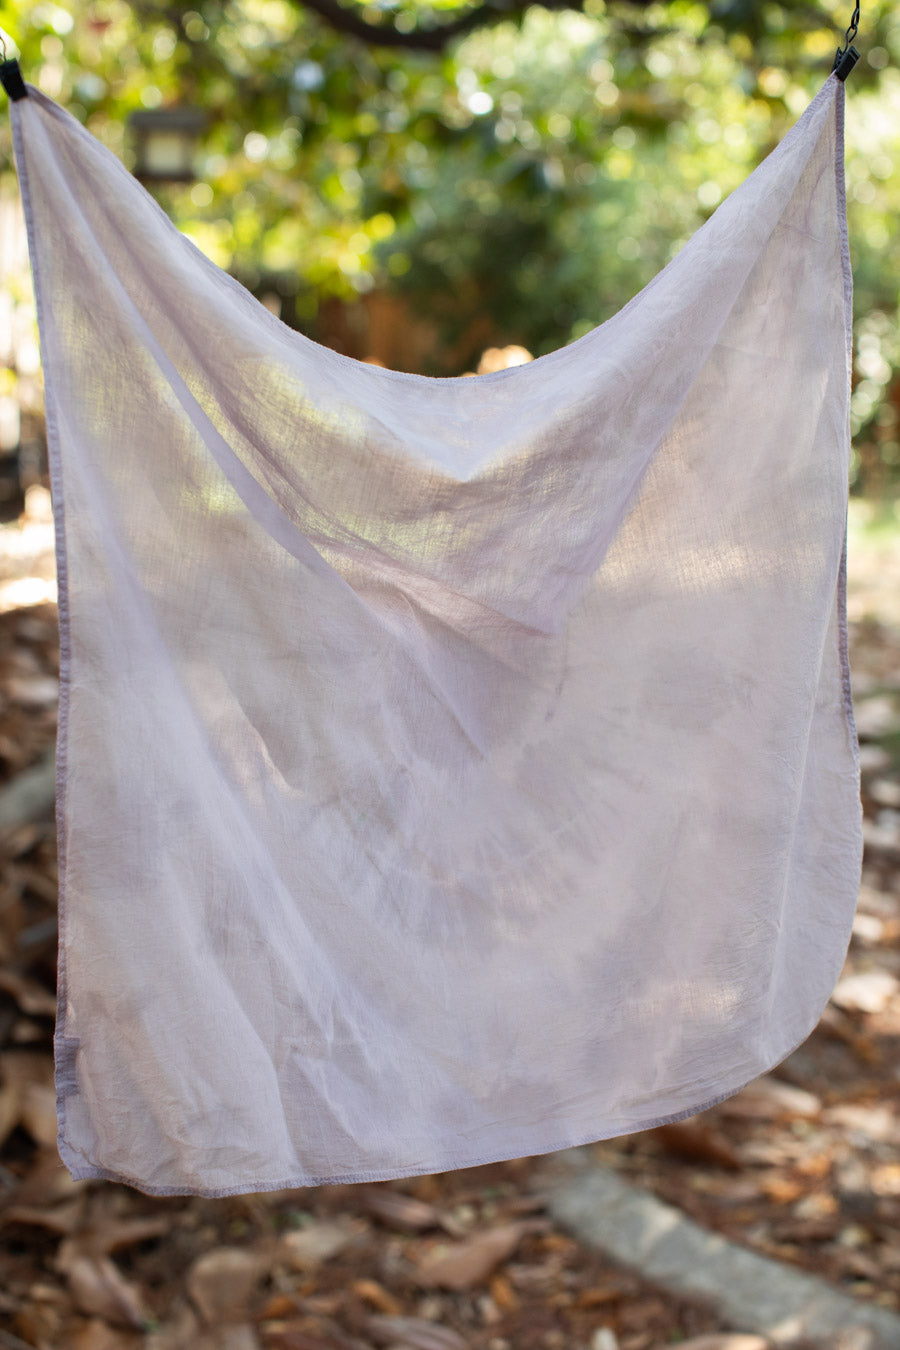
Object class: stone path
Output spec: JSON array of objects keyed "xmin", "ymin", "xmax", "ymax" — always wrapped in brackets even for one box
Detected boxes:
[{"xmin": 538, "ymin": 1148, "xmax": 900, "ymax": 1350}]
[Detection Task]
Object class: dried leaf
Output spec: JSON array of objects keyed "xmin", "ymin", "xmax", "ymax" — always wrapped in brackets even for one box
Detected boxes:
[
  {"xmin": 11, "ymin": 1299, "xmax": 66, "ymax": 1347},
  {"xmin": 145, "ymin": 1305, "xmax": 201, "ymax": 1350},
  {"xmin": 69, "ymin": 1318, "xmax": 144, "ymax": 1348},
  {"xmin": 0, "ymin": 1080, "xmax": 23, "ymax": 1147},
  {"xmin": 260, "ymin": 1320, "xmax": 368, "ymax": 1350},
  {"xmin": 506, "ymin": 1261, "xmax": 558, "ymax": 1292},
  {"xmin": 147, "ymin": 1323, "xmax": 263, "ymax": 1350},
  {"xmin": 871, "ymin": 1162, "xmax": 900, "ymax": 1196},
  {"xmin": 414, "ymin": 1220, "xmax": 546, "ymax": 1291},
  {"xmin": 501, "ymin": 1194, "xmax": 548, "ymax": 1216},
  {"xmin": 717, "ymin": 1075, "xmax": 821, "ymax": 1120},
  {"xmin": 259, "ymin": 1295, "xmax": 301, "ymax": 1320},
  {"xmin": 351, "ymin": 1279, "xmax": 403, "ymax": 1315},
  {"xmin": 300, "ymin": 1296, "xmax": 343, "ymax": 1316},
  {"xmin": 761, "ymin": 1175, "xmax": 805, "ymax": 1204},
  {"xmin": 64, "ymin": 1253, "xmax": 150, "ymax": 1328},
  {"xmin": 819, "ymin": 1005, "xmax": 882, "ymax": 1062},
  {"xmin": 6, "ymin": 1144, "xmax": 84, "ymax": 1208},
  {"xmin": 367, "ymin": 1314, "xmax": 468, "ymax": 1350},
  {"xmin": 195, "ymin": 1327, "xmax": 262, "ymax": 1350},
  {"xmin": 770, "ymin": 1216, "xmax": 840, "ymax": 1242},
  {"xmin": 258, "ymin": 1335, "xmax": 334, "ymax": 1350},
  {"xmin": 19, "ymin": 1080, "xmax": 59, "ymax": 1147},
  {"xmin": 359, "ymin": 1187, "xmax": 443, "ymax": 1232},
  {"xmin": 0, "ymin": 1051, "xmax": 57, "ymax": 1147},
  {"xmin": 672, "ymin": 1339, "xmax": 769, "ymax": 1350},
  {"xmin": 488, "ymin": 1272, "xmax": 517, "ymax": 1310},
  {"xmin": 649, "ymin": 1120, "xmax": 741, "ymax": 1171},
  {"xmin": 77, "ymin": 1215, "xmax": 171, "ymax": 1258},
  {"xmin": 280, "ymin": 1218, "xmax": 362, "ymax": 1271},
  {"xmin": 0, "ymin": 968, "xmax": 57, "ymax": 1016},
  {"xmin": 824, "ymin": 1103, "xmax": 898, "ymax": 1143},
  {"xmin": 0, "ymin": 1049, "xmax": 54, "ymax": 1091},
  {"xmin": 187, "ymin": 1246, "xmax": 268, "ymax": 1325},
  {"xmin": 575, "ymin": 1284, "xmax": 625, "ymax": 1309},
  {"xmin": 1, "ymin": 1199, "xmax": 85, "ymax": 1234},
  {"xmin": 5, "ymin": 674, "xmax": 60, "ymax": 708},
  {"xmin": 831, "ymin": 970, "xmax": 899, "ymax": 1013}
]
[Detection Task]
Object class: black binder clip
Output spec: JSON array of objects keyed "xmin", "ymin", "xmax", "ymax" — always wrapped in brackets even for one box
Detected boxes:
[
  {"xmin": 832, "ymin": 44, "xmax": 861, "ymax": 81},
  {"xmin": 0, "ymin": 58, "xmax": 27, "ymax": 101}
]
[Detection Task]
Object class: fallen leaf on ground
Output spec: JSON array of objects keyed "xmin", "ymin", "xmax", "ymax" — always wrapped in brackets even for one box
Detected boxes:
[
  {"xmin": 824, "ymin": 1101, "xmax": 898, "ymax": 1142},
  {"xmin": 69, "ymin": 1318, "xmax": 144, "ymax": 1348},
  {"xmin": 671, "ymin": 1338, "xmax": 770, "ymax": 1350},
  {"xmin": 367, "ymin": 1314, "xmax": 468, "ymax": 1349},
  {"xmin": 259, "ymin": 1320, "xmax": 367, "ymax": 1350},
  {"xmin": 649, "ymin": 1120, "xmax": 741, "ymax": 1170},
  {"xmin": 575, "ymin": 1283, "xmax": 627, "ymax": 1308},
  {"xmin": 19, "ymin": 1079, "xmax": 58, "ymax": 1146},
  {"xmin": 187, "ymin": 1246, "xmax": 269, "ymax": 1324},
  {"xmin": 831, "ymin": 969, "xmax": 899, "ymax": 1013},
  {"xmin": 0, "ymin": 966, "xmax": 57, "ymax": 1014},
  {"xmin": 5, "ymin": 673, "xmax": 60, "ymax": 707},
  {"xmin": 145, "ymin": 1305, "xmax": 201, "ymax": 1350},
  {"xmin": 92, "ymin": 1215, "xmax": 172, "ymax": 1255},
  {"xmin": 0, "ymin": 1049, "xmax": 57, "ymax": 1147},
  {"xmin": 0, "ymin": 1079, "xmax": 20, "ymax": 1146},
  {"xmin": 488, "ymin": 1272, "xmax": 517, "ymax": 1310},
  {"xmin": 352, "ymin": 1278, "xmax": 403, "ymax": 1314},
  {"xmin": 413, "ymin": 1219, "xmax": 548, "ymax": 1290},
  {"xmin": 1, "ymin": 1199, "xmax": 85, "ymax": 1234},
  {"xmin": 716, "ymin": 1076, "xmax": 821, "ymax": 1120},
  {"xmin": 761, "ymin": 1174, "xmax": 805, "ymax": 1204},
  {"xmin": 194, "ymin": 1326, "xmax": 262, "ymax": 1350},
  {"xmin": 358, "ymin": 1187, "xmax": 443, "ymax": 1232},
  {"xmin": 301, "ymin": 1295, "xmax": 344, "ymax": 1316},
  {"xmin": 4, "ymin": 1144, "xmax": 83, "ymax": 1208},
  {"xmin": 280, "ymin": 1218, "xmax": 365, "ymax": 1271},
  {"xmin": 57, "ymin": 1213, "xmax": 172, "ymax": 1270},
  {"xmin": 63, "ymin": 1253, "xmax": 150, "ymax": 1328}
]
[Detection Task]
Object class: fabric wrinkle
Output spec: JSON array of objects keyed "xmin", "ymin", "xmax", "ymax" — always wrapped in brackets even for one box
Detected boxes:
[{"xmin": 6, "ymin": 72, "xmax": 863, "ymax": 1197}]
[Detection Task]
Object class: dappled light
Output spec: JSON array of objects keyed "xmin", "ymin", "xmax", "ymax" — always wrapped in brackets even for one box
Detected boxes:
[
  {"xmin": 1, "ymin": 0, "xmax": 896, "ymax": 425},
  {"xmin": 0, "ymin": 2, "xmax": 897, "ymax": 1346}
]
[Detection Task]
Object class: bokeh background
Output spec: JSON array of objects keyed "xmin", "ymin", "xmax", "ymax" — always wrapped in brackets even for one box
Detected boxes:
[
  {"xmin": 0, "ymin": 4, "xmax": 897, "ymax": 1349},
  {"xmin": 0, "ymin": 0, "xmax": 898, "ymax": 499}
]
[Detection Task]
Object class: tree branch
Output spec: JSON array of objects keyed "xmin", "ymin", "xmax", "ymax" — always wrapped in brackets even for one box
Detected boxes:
[{"xmin": 296, "ymin": 0, "xmax": 637, "ymax": 52}]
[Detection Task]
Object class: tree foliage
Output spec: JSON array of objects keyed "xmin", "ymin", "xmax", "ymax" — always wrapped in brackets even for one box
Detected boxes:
[{"xmin": 0, "ymin": 0, "xmax": 898, "ymax": 483}]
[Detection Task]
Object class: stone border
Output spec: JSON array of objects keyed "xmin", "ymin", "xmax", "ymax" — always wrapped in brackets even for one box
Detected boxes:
[{"xmin": 537, "ymin": 1149, "xmax": 900, "ymax": 1349}]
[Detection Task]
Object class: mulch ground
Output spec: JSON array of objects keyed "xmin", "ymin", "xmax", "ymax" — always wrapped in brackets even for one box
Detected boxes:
[{"xmin": 0, "ymin": 497, "xmax": 896, "ymax": 1350}]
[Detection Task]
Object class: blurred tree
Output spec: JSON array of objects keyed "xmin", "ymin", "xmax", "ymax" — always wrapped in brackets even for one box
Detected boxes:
[
  {"xmin": 0, "ymin": 1, "xmax": 897, "ymax": 483},
  {"xmin": 295, "ymin": 0, "xmax": 640, "ymax": 52}
]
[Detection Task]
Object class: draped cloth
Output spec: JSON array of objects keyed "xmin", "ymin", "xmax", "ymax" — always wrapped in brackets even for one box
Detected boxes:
[{"xmin": 8, "ymin": 73, "xmax": 862, "ymax": 1198}]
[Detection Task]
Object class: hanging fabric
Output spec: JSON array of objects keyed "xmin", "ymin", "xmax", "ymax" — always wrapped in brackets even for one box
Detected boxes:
[{"xmin": 3, "ymin": 68, "xmax": 862, "ymax": 1197}]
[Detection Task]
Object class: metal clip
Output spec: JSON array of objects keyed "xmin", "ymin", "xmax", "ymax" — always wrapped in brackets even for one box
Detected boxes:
[
  {"xmin": 0, "ymin": 58, "xmax": 27, "ymax": 101},
  {"xmin": 0, "ymin": 35, "xmax": 27, "ymax": 101}
]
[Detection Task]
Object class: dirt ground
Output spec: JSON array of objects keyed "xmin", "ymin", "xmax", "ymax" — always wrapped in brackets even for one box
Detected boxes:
[{"xmin": 0, "ymin": 490, "xmax": 896, "ymax": 1350}]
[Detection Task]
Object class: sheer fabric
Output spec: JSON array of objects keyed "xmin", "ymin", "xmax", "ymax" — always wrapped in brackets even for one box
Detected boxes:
[{"xmin": 9, "ymin": 74, "xmax": 861, "ymax": 1197}]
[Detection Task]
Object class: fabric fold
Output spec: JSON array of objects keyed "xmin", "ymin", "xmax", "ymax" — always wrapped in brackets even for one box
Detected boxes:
[{"xmin": 9, "ymin": 72, "xmax": 862, "ymax": 1197}]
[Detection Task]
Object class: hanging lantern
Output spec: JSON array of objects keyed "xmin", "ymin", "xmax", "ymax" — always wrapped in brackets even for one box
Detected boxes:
[{"xmin": 128, "ymin": 106, "xmax": 208, "ymax": 183}]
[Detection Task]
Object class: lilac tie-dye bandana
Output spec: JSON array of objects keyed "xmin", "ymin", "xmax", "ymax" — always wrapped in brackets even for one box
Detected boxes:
[{"xmin": 8, "ymin": 73, "xmax": 861, "ymax": 1197}]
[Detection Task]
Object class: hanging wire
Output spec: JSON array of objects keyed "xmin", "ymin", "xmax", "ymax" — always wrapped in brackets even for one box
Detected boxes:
[
  {"xmin": 833, "ymin": 2, "xmax": 861, "ymax": 80},
  {"xmin": 840, "ymin": 2, "xmax": 861, "ymax": 51}
]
